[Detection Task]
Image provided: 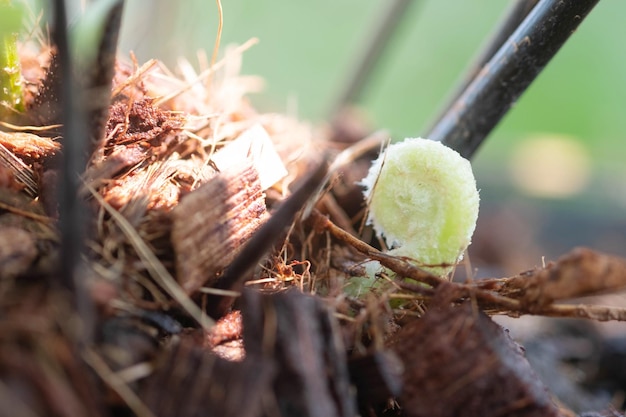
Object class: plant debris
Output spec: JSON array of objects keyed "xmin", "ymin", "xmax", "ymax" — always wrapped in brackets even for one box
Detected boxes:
[
  {"xmin": 171, "ymin": 162, "xmax": 266, "ymax": 293},
  {"xmin": 0, "ymin": 16, "xmax": 625, "ymax": 417},
  {"xmin": 387, "ymin": 285, "xmax": 563, "ymax": 417}
]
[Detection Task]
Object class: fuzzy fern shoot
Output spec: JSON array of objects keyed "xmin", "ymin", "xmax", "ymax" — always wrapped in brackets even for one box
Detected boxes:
[{"xmin": 360, "ymin": 137, "xmax": 480, "ymax": 275}]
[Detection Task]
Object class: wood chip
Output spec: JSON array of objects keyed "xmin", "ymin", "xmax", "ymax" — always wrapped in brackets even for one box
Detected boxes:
[
  {"xmin": 348, "ymin": 350, "xmax": 403, "ymax": 408},
  {"xmin": 388, "ymin": 284, "xmax": 564, "ymax": 417},
  {"xmin": 0, "ymin": 131, "xmax": 60, "ymax": 162},
  {"xmin": 171, "ymin": 163, "xmax": 266, "ymax": 293},
  {"xmin": 242, "ymin": 288, "xmax": 357, "ymax": 417},
  {"xmin": 140, "ymin": 339, "xmax": 273, "ymax": 417}
]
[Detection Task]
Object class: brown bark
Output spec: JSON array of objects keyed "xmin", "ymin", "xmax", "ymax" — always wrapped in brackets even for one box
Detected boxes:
[
  {"xmin": 171, "ymin": 163, "xmax": 266, "ymax": 294},
  {"xmin": 141, "ymin": 338, "xmax": 274, "ymax": 417},
  {"xmin": 242, "ymin": 288, "xmax": 357, "ymax": 417},
  {"xmin": 388, "ymin": 285, "xmax": 564, "ymax": 417}
]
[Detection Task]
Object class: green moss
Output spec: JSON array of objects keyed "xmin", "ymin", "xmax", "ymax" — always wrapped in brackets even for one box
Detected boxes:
[{"xmin": 0, "ymin": 0, "xmax": 25, "ymax": 116}]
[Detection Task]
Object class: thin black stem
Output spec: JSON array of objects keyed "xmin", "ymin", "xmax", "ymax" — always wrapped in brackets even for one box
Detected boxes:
[
  {"xmin": 329, "ymin": 0, "xmax": 418, "ymax": 117},
  {"xmin": 53, "ymin": 0, "xmax": 85, "ymax": 293},
  {"xmin": 53, "ymin": 0, "xmax": 124, "ymax": 344},
  {"xmin": 52, "ymin": 0, "xmax": 98, "ymax": 347},
  {"xmin": 85, "ymin": 0, "xmax": 124, "ymax": 158},
  {"xmin": 427, "ymin": 0, "xmax": 600, "ymax": 159},
  {"xmin": 426, "ymin": 0, "xmax": 539, "ymax": 135}
]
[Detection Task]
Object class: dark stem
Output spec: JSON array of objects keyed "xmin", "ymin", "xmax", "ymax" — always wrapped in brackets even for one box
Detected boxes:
[
  {"xmin": 85, "ymin": 0, "xmax": 124, "ymax": 158},
  {"xmin": 427, "ymin": 0, "xmax": 600, "ymax": 159},
  {"xmin": 51, "ymin": 0, "xmax": 101, "ymax": 349},
  {"xmin": 426, "ymin": 0, "xmax": 539, "ymax": 135},
  {"xmin": 53, "ymin": 0, "xmax": 125, "ymax": 344},
  {"xmin": 53, "ymin": 0, "xmax": 85, "ymax": 294}
]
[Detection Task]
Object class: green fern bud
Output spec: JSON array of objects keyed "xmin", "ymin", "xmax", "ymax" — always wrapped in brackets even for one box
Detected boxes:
[{"xmin": 360, "ymin": 137, "xmax": 480, "ymax": 275}]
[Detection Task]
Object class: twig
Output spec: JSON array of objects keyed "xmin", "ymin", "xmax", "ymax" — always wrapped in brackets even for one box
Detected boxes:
[
  {"xmin": 319, "ymin": 194, "xmax": 357, "ymax": 236},
  {"xmin": 537, "ymin": 303, "xmax": 626, "ymax": 321},
  {"xmin": 0, "ymin": 121, "xmax": 62, "ymax": 131},
  {"xmin": 311, "ymin": 210, "xmax": 445, "ymax": 289},
  {"xmin": 199, "ymin": 287, "xmax": 241, "ymax": 298},
  {"xmin": 487, "ymin": 247, "xmax": 626, "ymax": 309},
  {"xmin": 0, "ymin": 200, "xmax": 54, "ymax": 224},
  {"xmin": 114, "ymin": 362, "xmax": 154, "ymax": 384},
  {"xmin": 51, "ymin": 0, "xmax": 96, "ymax": 346},
  {"xmin": 315, "ymin": 213, "xmax": 626, "ymax": 322},
  {"xmin": 427, "ymin": 0, "xmax": 600, "ymax": 158},
  {"xmin": 303, "ymin": 128, "xmax": 388, "ymax": 218},
  {"xmin": 111, "ymin": 58, "xmax": 158, "ymax": 98},
  {"xmin": 82, "ymin": 0, "xmax": 124, "ymax": 155}
]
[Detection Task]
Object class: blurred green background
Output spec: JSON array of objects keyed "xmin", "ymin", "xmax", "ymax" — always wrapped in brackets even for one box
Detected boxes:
[{"xmin": 118, "ymin": 0, "xmax": 626, "ymax": 157}]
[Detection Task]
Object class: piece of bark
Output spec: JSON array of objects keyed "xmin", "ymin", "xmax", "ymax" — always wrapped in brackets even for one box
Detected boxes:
[
  {"xmin": 204, "ymin": 310, "xmax": 245, "ymax": 361},
  {"xmin": 0, "ymin": 186, "xmax": 57, "ymax": 277},
  {"xmin": 141, "ymin": 338, "xmax": 274, "ymax": 417},
  {"xmin": 104, "ymin": 99, "xmax": 180, "ymax": 150},
  {"xmin": 0, "ymin": 293, "xmax": 105, "ymax": 417},
  {"xmin": 204, "ymin": 160, "xmax": 328, "ymax": 319},
  {"xmin": 0, "ymin": 131, "xmax": 60, "ymax": 164},
  {"xmin": 0, "ymin": 226, "xmax": 38, "ymax": 279},
  {"xmin": 242, "ymin": 288, "xmax": 357, "ymax": 417},
  {"xmin": 205, "ymin": 310, "xmax": 243, "ymax": 348},
  {"xmin": 348, "ymin": 350, "xmax": 404, "ymax": 411},
  {"xmin": 388, "ymin": 285, "xmax": 564, "ymax": 417},
  {"xmin": 170, "ymin": 163, "xmax": 266, "ymax": 293},
  {"xmin": 82, "ymin": 145, "xmax": 145, "ymax": 186}
]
